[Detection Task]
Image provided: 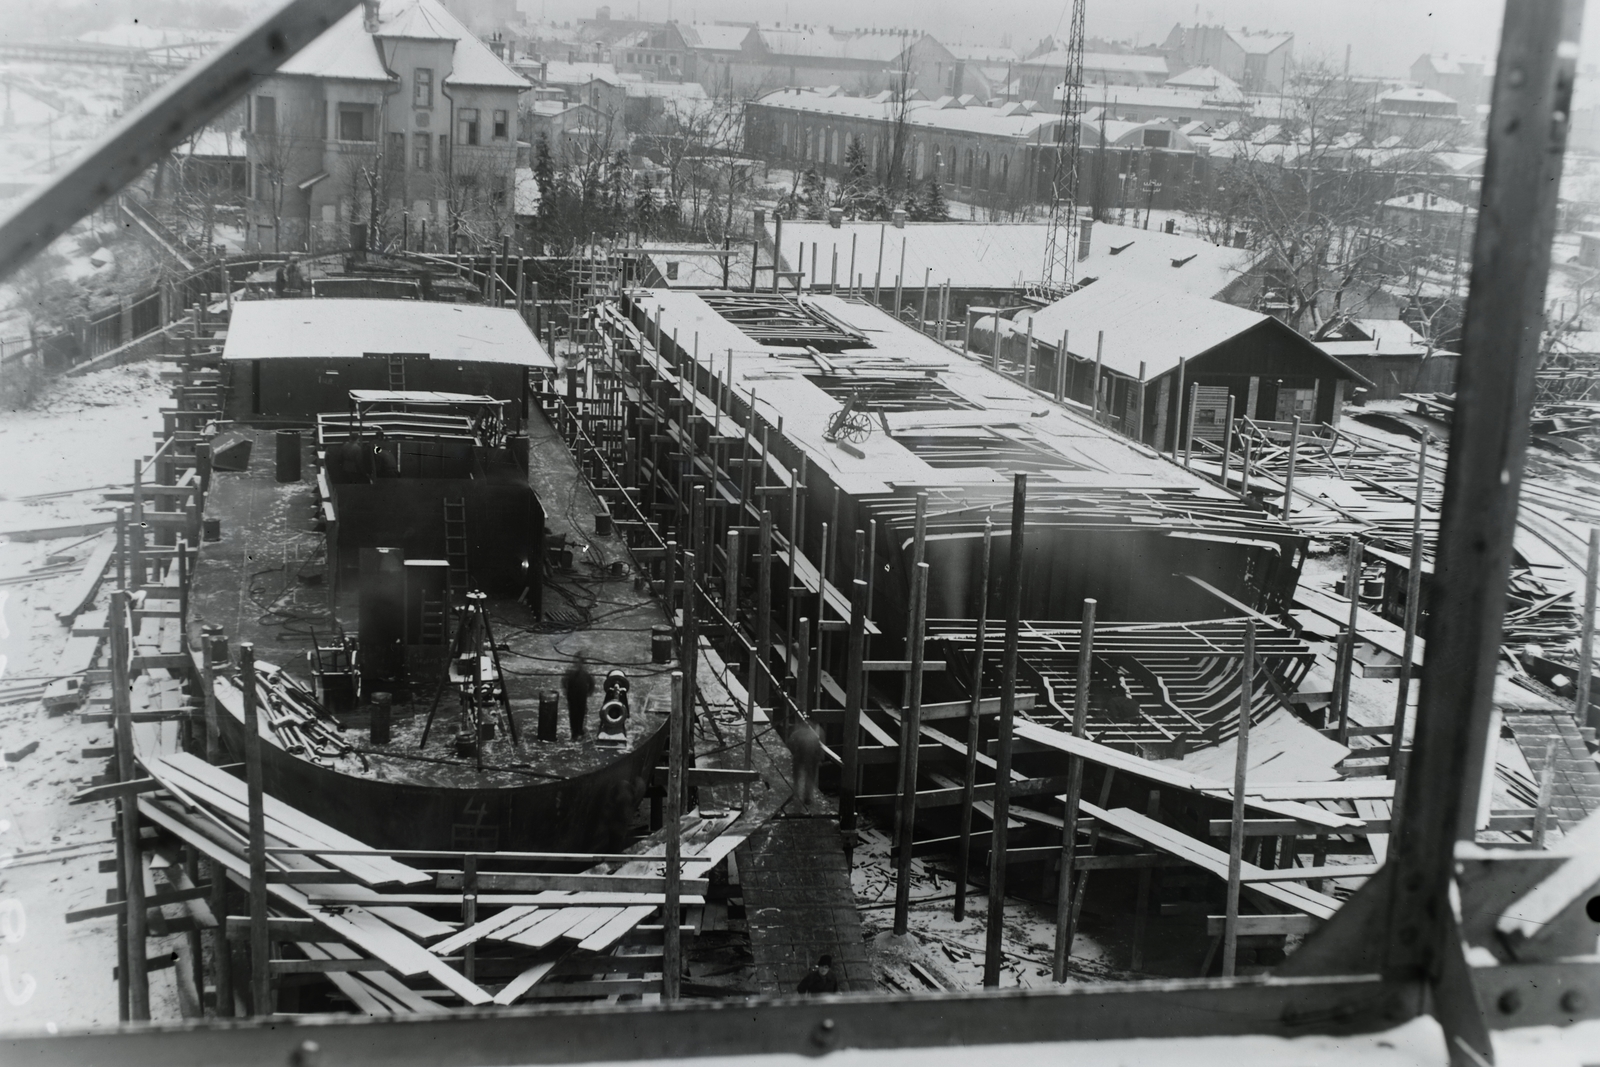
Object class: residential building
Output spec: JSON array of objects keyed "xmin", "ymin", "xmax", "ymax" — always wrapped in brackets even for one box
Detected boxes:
[
  {"xmin": 1374, "ymin": 87, "xmax": 1463, "ymax": 143},
  {"xmin": 244, "ymin": 0, "xmax": 528, "ymax": 253},
  {"xmin": 1380, "ymin": 190, "xmax": 1477, "ymax": 261},
  {"xmin": 745, "ymin": 88, "xmax": 1062, "ymax": 207},
  {"xmin": 1410, "ymin": 54, "xmax": 1493, "ymax": 112},
  {"xmin": 691, "ymin": 27, "xmax": 962, "ymax": 99},
  {"xmin": 1015, "ymin": 49, "xmax": 1167, "ymax": 101},
  {"xmin": 1161, "ymin": 24, "xmax": 1293, "ymax": 93},
  {"xmin": 1313, "ymin": 316, "xmax": 1457, "ymax": 398}
]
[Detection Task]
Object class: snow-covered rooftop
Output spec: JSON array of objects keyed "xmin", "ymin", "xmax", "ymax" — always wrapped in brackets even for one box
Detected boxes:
[
  {"xmin": 755, "ymin": 88, "xmax": 1060, "ymax": 138},
  {"xmin": 765, "ymin": 221, "xmax": 1253, "ymax": 299},
  {"xmin": 223, "ymin": 300, "xmax": 553, "ymax": 368},
  {"xmin": 1014, "ymin": 276, "xmax": 1283, "ymax": 379},
  {"xmin": 276, "ymin": 0, "xmax": 528, "ymax": 89}
]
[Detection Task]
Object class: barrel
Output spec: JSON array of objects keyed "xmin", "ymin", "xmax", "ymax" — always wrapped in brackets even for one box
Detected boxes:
[
  {"xmin": 275, "ymin": 429, "xmax": 301, "ymax": 483},
  {"xmin": 202, "ymin": 517, "xmax": 222, "ymax": 542},
  {"xmin": 595, "ymin": 510, "xmax": 613, "ymax": 536},
  {"xmin": 651, "ymin": 624, "xmax": 675, "ymax": 664},
  {"xmin": 538, "ymin": 691, "xmax": 559, "ymax": 742},
  {"xmin": 369, "ymin": 691, "xmax": 392, "ymax": 745}
]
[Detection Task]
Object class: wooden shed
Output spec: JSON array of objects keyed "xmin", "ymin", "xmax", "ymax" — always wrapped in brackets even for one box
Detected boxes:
[{"xmin": 1012, "ymin": 277, "xmax": 1370, "ymax": 452}]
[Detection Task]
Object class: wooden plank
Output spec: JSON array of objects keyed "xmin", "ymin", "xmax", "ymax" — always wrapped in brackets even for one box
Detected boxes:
[
  {"xmin": 436, "ymin": 872, "xmax": 709, "ymax": 895},
  {"xmin": 1356, "ymin": 799, "xmax": 1390, "ymax": 864},
  {"xmin": 578, "ymin": 905, "xmax": 656, "ymax": 953},
  {"xmin": 1086, "ymin": 805, "xmax": 1341, "ymax": 920},
  {"xmin": 491, "ymin": 959, "xmax": 563, "ymax": 1006},
  {"xmin": 1012, "ymin": 721, "xmax": 1362, "ymax": 830},
  {"xmin": 1239, "ymin": 864, "xmax": 1382, "ymax": 883},
  {"xmin": 272, "ymin": 957, "xmax": 390, "ymax": 974},
  {"xmin": 561, "ymin": 907, "xmax": 621, "ymax": 943},
  {"xmin": 135, "ymin": 795, "xmax": 483, "ymax": 996},
  {"xmin": 428, "ymin": 906, "xmax": 537, "ymax": 956},
  {"xmin": 367, "ymin": 907, "xmax": 456, "ymax": 945},
  {"xmin": 506, "ymin": 907, "xmax": 592, "ymax": 949},
  {"xmin": 301, "ymin": 941, "xmax": 448, "ymax": 1015},
  {"xmin": 155, "ymin": 754, "xmax": 427, "ymax": 888},
  {"xmin": 52, "ymin": 530, "xmax": 116, "ymax": 622},
  {"xmin": 306, "ymin": 892, "xmax": 704, "ymax": 908},
  {"xmin": 1206, "ymin": 818, "xmax": 1385, "ymax": 837},
  {"xmin": 1205, "ymin": 914, "xmax": 1320, "ymax": 936},
  {"xmin": 296, "ymin": 943, "xmax": 393, "ymax": 1016}
]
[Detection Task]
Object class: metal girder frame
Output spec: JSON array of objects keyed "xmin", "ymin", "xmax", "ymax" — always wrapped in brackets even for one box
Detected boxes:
[
  {"xmin": 0, "ymin": 0, "xmax": 1593, "ymax": 1061},
  {"xmin": 4, "ymin": 976, "xmax": 1416, "ymax": 1066},
  {"xmin": 0, "ymin": 0, "xmax": 363, "ymax": 283}
]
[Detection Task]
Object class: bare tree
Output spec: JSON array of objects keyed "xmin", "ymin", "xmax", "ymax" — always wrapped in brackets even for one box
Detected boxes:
[{"xmin": 1195, "ymin": 64, "xmax": 1454, "ymax": 335}]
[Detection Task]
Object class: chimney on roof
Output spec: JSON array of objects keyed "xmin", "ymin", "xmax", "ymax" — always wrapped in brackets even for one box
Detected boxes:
[
  {"xmin": 1078, "ymin": 218, "xmax": 1093, "ymax": 261},
  {"xmin": 363, "ymin": 0, "xmax": 380, "ymax": 34},
  {"xmin": 892, "ymin": 207, "xmax": 907, "ymax": 228},
  {"xmin": 828, "ymin": 206, "xmax": 844, "ymax": 228}
]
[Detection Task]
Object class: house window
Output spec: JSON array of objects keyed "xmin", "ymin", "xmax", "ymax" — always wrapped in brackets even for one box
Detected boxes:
[
  {"xmin": 1142, "ymin": 128, "xmax": 1171, "ymax": 148},
  {"xmin": 387, "ymin": 131, "xmax": 406, "ymax": 166},
  {"xmin": 666, "ymin": 262, "xmax": 679, "ymax": 280},
  {"xmin": 414, "ymin": 137, "xmax": 432, "ymax": 170},
  {"xmin": 669, "ymin": 54, "xmax": 677, "ymax": 66},
  {"xmin": 458, "ymin": 108, "xmax": 480, "ymax": 145},
  {"xmin": 338, "ymin": 104, "xmax": 374, "ymax": 141},
  {"xmin": 414, "ymin": 68, "xmax": 434, "ymax": 108},
  {"xmin": 493, "ymin": 110, "xmax": 508, "ymax": 139},
  {"xmin": 254, "ymin": 95, "xmax": 276, "ymax": 137},
  {"xmin": 439, "ymin": 134, "xmax": 449, "ymax": 168}
]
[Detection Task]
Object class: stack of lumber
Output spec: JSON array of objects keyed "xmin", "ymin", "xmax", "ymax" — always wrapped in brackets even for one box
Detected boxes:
[{"xmin": 139, "ymin": 753, "xmax": 493, "ymax": 1010}]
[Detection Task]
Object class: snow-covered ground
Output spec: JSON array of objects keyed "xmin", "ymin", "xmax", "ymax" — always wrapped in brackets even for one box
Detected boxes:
[{"xmin": 0, "ymin": 360, "xmax": 181, "ymax": 1032}]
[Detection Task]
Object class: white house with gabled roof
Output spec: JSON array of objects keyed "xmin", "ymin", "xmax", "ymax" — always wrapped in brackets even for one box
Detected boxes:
[{"xmin": 245, "ymin": 0, "xmax": 528, "ymax": 253}]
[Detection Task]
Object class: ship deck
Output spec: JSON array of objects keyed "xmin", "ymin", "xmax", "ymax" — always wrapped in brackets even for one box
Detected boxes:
[{"xmin": 188, "ymin": 408, "xmax": 672, "ymax": 790}]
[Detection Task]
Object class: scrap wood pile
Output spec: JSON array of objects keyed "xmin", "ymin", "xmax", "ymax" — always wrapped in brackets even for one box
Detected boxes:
[{"xmin": 120, "ymin": 752, "xmax": 742, "ymax": 1013}]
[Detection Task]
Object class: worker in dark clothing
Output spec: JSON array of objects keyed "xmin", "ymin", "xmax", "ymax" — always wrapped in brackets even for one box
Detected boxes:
[
  {"xmin": 785, "ymin": 717, "xmax": 822, "ymax": 814},
  {"xmin": 797, "ymin": 955, "xmax": 837, "ymax": 995},
  {"xmin": 369, "ymin": 427, "xmax": 399, "ymax": 478},
  {"xmin": 564, "ymin": 651, "xmax": 594, "ymax": 739}
]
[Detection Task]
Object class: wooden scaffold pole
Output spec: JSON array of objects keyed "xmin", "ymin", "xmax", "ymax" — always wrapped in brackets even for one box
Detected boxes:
[
  {"xmin": 1222, "ymin": 619, "xmax": 1255, "ymax": 978},
  {"xmin": 954, "ymin": 520, "xmax": 992, "ymax": 922},
  {"xmin": 1390, "ymin": 434, "xmax": 1430, "ymax": 776},
  {"xmin": 1053, "ymin": 597, "xmax": 1096, "ymax": 981},
  {"xmin": 983, "ymin": 473, "xmax": 1026, "ymax": 988}
]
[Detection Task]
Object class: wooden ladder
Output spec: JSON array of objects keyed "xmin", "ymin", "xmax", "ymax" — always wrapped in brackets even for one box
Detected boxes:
[
  {"xmin": 443, "ymin": 498, "xmax": 469, "ymax": 595},
  {"xmin": 387, "ymin": 353, "xmax": 407, "ymax": 391}
]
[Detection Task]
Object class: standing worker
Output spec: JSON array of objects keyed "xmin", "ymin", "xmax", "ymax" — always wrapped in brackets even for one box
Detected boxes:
[
  {"xmin": 785, "ymin": 717, "xmax": 822, "ymax": 814},
  {"xmin": 797, "ymin": 954, "xmax": 838, "ymax": 994},
  {"xmin": 564, "ymin": 651, "xmax": 594, "ymax": 739}
]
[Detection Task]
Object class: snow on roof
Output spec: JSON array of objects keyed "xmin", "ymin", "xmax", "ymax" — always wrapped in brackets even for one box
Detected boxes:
[
  {"xmin": 1315, "ymin": 317, "xmax": 1429, "ymax": 357},
  {"xmin": 277, "ymin": 0, "xmax": 527, "ymax": 89},
  {"xmin": 754, "ymin": 27, "xmax": 912, "ymax": 62},
  {"xmin": 1083, "ymin": 52, "xmax": 1169, "ymax": 75},
  {"xmin": 1165, "ymin": 65, "xmax": 1239, "ymax": 92},
  {"xmin": 223, "ymin": 300, "xmax": 553, "ymax": 368},
  {"xmin": 1069, "ymin": 85, "xmax": 1240, "ymax": 114},
  {"xmin": 1226, "ymin": 29, "xmax": 1292, "ymax": 55},
  {"xmin": 755, "ymin": 89, "xmax": 1060, "ymax": 138},
  {"xmin": 532, "ymin": 60, "xmax": 624, "ymax": 84},
  {"xmin": 765, "ymin": 221, "xmax": 1252, "ymax": 299},
  {"xmin": 1379, "ymin": 86, "xmax": 1458, "ymax": 105},
  {"xmin": 1015, "ymin": 276, "xmax": 1275, "ymax": 379},
  {"xmin": 942, "ymin": 43, "xmax": 1021, "ymax": 64},
  {"xmin": 684, "ymin": 24, "xmax": 752, "ymax": 51}
]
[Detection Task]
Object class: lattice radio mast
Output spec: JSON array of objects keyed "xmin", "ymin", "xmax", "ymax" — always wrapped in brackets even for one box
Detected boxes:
[{"xmin": 1039, "ymin": 0, "xmax": 1087, "ymax": 296}]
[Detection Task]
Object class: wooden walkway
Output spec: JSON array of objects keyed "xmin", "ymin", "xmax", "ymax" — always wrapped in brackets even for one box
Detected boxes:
[
  {"xmin": 737, "ymin": 816, "xmax": 870, "ymax": 995},
  {"xmin": 1504, "ymin": 712, "xmax": 1600, "ymax": 831}
]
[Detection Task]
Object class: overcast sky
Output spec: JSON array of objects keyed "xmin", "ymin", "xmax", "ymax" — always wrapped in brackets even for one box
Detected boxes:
[{"xmin": 529, "ymin": 0, "xmax": 1520, "ymax": 80}]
